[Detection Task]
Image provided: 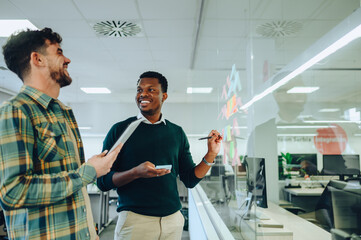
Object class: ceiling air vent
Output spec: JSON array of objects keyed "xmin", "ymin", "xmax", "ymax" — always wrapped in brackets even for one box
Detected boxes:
[
  {"xmin": 93, "ymin": 21, "xmax": 142, "ymax": 37},
  {"xmin": 256, "ymin": 20, "xmax": 302, "ymax": 38}
]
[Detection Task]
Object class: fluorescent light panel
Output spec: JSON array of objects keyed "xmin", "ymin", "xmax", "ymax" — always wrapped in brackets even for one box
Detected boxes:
[
  {"xmin": 187, "ymin": 87, "xmax": 213, "ymax": 94},
  {"xmin": 78, "ymin": 126, "xmax": 92, "ymax": 130},
  {"xmin": 287, "ymin": 87, "xmax": 319, "ymax": 94},
  {"xmin": 319, "ymin": 108, "xmax": 340, "ymax": 112},
  {"xmin": 81, "ymin": 87, "xmax": 111, "ymax": 94},
  {"xmin": 0, "ymin": 20, "xmax": 37, "ymax": 37}
]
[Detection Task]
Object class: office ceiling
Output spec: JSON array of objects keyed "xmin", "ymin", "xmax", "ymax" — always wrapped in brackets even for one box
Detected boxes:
[{"xmin": 0, "ymin": 0, "xmax": 360, "ymax": 109}]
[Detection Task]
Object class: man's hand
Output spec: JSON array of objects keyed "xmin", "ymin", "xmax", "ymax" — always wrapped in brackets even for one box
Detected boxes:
[
  {"xmin": 194, "ymin": 130, "xmax": 223, "ymax": 178},
  {"xmin": 207, "ymin": 130, "xmax": 223, "ymax": 157},
  {"xmin": 87, "ymin": 143, "xmax": 123, "ymax": 178},
  {"xmin": 133, "ymin": 161, "xmax": 170, "ymax": 178}
]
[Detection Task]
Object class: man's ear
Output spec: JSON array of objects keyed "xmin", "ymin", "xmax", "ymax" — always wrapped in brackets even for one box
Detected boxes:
[
  {"xmin": 30, "ymin": 52, "xmax": 44, "ymax": 67},
  {"xmin": 162, "ymin": 92, "xmax": 168, "ymax": 102}
]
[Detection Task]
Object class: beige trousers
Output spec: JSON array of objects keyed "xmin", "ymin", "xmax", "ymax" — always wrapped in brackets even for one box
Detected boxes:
[{"xmin": 114, "ymin": 210, "xmax": 185, "ymax": 240}]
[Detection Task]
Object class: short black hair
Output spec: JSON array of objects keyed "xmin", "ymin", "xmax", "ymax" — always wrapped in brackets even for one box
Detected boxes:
[
  {"xmin": 2, "ymin": 27, "xmax": 62, "ymax": 81},
  {"xmin": 137, "ymin": 71, "xmax": 168, "ymax": 93}
]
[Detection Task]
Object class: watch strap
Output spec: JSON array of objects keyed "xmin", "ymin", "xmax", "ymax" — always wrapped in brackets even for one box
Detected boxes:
[{"xmin": 202, "ymin": 157, "xmax": 215, "ymax": 166}]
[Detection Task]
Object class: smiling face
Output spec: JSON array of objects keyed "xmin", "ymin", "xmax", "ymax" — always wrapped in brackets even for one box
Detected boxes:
[
  {"xmin": 43, "ymin": 40, "xmax": 72, "ymax": 87},
  {"xmin": 136, "ymin": 77, "xmax": 168, "ymax": 119}
]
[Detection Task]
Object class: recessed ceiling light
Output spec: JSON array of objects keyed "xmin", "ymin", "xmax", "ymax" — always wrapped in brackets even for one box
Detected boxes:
[
  {"xmin": 187, "ymin": 87, "xmax": 213, "ymax": 94},
  {"xmin": 80, "ymin": 88, "xmax": 111, "ymax": 94},
  {"xmin": 319, "ymin": 108, "xmax": 340, "ymax": 112},
  {"xmin": 287, "ymin": 87, "xmax": 319, "ymax": 94},
  {"xmin": 0, "ymin": 20, "xmax": 37, "ymax": 37}
]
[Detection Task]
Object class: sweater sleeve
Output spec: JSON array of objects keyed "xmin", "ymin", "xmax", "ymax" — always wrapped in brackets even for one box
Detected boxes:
[{"xmin": 178, "ymin": 128, "xmax": 202, "ymax": 188}]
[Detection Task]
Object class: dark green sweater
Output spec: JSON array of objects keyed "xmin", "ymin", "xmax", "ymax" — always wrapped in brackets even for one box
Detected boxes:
[{"xmin": 97, "ymin": 117, "xmax": 202, "ymax": 216}]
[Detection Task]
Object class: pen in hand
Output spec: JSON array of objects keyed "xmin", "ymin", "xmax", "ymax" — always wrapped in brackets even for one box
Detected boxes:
[{"xmin": 198, "ymin": 135, "xmax": 221, "ymax": 140}]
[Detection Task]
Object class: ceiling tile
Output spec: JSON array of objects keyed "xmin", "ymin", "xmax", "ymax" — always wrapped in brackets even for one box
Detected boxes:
[
  {"xmin": 197, "ymin": 37, "xmax": 246, "ymax": 51},
  {"xmin": 111, "ymin": 50, "xmax": 154, "ymax": 62},
  {"xmin": 142, "ymin": 20, "xmax": 195, "ymax": 37},
  {"xmin": 148, "ymin": 37, "xmax": 193, "ymax": 50},
  {"xmin": 10, "ymin": 0, "xmax": 82, "ymax": 20},
  {"xmin": 0, "ymin": 0, "xmax": 24, "ymax": 18},
  {"xmin": 205, "ymin": 0, "xmax": 250, "ymax": 19},
  {"xmin": 31, "ymin": 20, "xmax": 95, "ymax": 38},
  {"xmin": 99, "ymin": 37, "xmax": 150, "ymax": 51},
  {"xmin": 202, "ymin": 20, "xmax": 247, "ymax": 37},
  {"xmin": 74, "ymin": 0, "xmax": 139, "ymax": 20},
  {"xmin": 138, "ymin": 0, "xmax": 198, "ymax": 19}
]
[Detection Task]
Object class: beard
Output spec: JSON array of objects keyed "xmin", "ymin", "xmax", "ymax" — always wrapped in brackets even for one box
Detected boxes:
[
  {"xmin": 50, "ymin": 68, "xmax": 72, "ymax": 88},
  {"xmin": 138, "ymin": 104, "xmax": 162, "ymax": 117}
]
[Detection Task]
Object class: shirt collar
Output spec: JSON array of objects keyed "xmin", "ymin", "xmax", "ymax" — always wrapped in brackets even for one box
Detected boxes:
[
  {"xmin": 137, "ymin": 112, "xmax": 166, "ymax": 125},
  {"xmin": 20, "ymin": 85, "xmax": 71, "ymax": 111}
]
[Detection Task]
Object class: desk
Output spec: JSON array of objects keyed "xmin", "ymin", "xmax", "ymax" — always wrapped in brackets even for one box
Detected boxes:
[
  {"xmin": 283, "ymin": 187, "xmax": 324, "ymax": 212},
  {"xmin": 240, "ymin": 202, "xmax": 330, "ymax": 240},
  {"xmin": 262, "ymin": 202, "xmax": 330, "ymax": 240},
  {"xmin": 283, "ymin": 187, "xmax": 324, "ymax": 198},
  {"xmin": 240, "ymin": 213, "xmax": 293, "ymax": 240}
]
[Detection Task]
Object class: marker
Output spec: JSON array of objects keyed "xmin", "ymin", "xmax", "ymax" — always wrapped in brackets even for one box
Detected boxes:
[
  {"xmin": 198, "ymin": 135, "xmax": 221, "ymax": 140},
  {"xmin": 198, "ymin": 136, "xmax": 212, "ymax": 140}
]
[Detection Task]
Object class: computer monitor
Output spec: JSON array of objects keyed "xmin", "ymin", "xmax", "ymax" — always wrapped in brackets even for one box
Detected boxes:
[
  {"xmin": 243, "ymin": 157, "xmax": 267, "ymax": 209},
  {"xmin": 322, "ymin": 155, "xmax": 360, "ymax": 180},
  {"xmin": 278, "ymin": 153, "xmax": 318, "ymax": 174},
  {"xmin": 327, "ymin": 180, "xmax": 361, "ymax": 238}
]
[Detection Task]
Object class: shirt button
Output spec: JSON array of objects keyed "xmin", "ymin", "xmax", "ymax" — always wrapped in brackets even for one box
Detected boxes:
[
  {"xmin": 83, "ymin": 208, "xmax": 86, "ymax": 212},
  {"xmin": 86, "ymin": 233, "xmax": 89, "ymax": 237}
]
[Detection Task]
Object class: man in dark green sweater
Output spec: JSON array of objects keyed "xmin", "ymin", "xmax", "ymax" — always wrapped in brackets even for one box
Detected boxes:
[{"xmin": 97, "ymin": 71, "xmax": 222, "ymax": 240}]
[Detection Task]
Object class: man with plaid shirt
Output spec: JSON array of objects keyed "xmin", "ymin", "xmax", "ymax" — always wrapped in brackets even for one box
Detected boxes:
[{"xmin": 0, "ymin": 28, "xmax": 122, "ymax": 239}]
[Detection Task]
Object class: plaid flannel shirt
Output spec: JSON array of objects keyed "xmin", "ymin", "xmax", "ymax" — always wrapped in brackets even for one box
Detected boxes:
[{"xmin": 0, "ymin": 85, "xmax": 96, "ymax": 240}]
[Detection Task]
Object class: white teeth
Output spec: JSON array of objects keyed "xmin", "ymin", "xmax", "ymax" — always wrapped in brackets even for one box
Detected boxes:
[{"xmin": 141, "ymin": 101, "xmax": 150, "ymax": 103}]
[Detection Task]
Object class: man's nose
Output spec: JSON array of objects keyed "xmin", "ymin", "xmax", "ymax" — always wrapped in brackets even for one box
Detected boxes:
[
  {"xmin": 64, "ymin": 56, "xmax": 71, "ymax": 64},
  {"xmin": 140, "ymin": 91, "xmax": 149, "ymax": 97}
]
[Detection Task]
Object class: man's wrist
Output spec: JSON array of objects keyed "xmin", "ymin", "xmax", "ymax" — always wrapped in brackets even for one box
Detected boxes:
[
  {"xmin": 205, "ymin": 152, "xmax": 217, "ymax": 160},
  {"xmin": 202, "ymin": 157, "xmax": 215, "ymax": 166},
  {"xmin": 130, "ymin": 167, "xmax": 139, "ymax": 179}
]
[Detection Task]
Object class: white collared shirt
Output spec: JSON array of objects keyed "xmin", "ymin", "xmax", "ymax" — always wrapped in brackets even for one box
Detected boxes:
[{"xmin": 137, "ymin": 112, "xmax": 166, "ymax": 125}]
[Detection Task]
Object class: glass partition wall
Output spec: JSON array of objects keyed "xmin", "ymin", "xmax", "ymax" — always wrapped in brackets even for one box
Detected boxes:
[{"xmin": 187, "ymin": 1, "xmax": 361, "ymax": 239}]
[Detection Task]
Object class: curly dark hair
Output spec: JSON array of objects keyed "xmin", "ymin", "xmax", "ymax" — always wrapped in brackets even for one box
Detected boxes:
[
  {"xmin": 2, "ymin": 27, "xmax": 62, "ymax": 81},
  {"xmin": 137, "ymin": 71, "xmax": 168, "ymax": 93}
]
